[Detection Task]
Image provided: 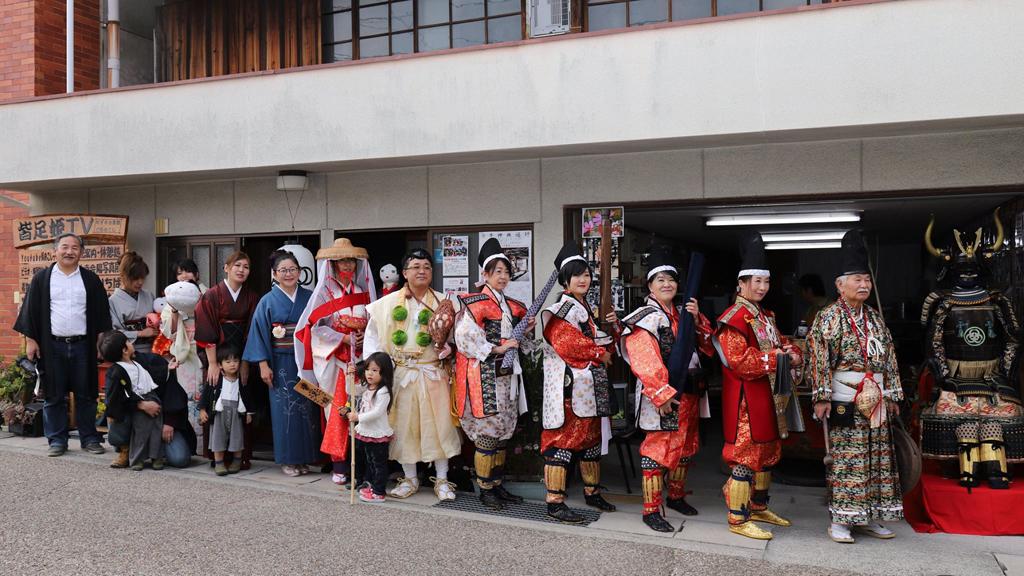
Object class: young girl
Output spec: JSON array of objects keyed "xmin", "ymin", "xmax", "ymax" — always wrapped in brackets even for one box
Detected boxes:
[{"xmin": 345, "ymin": 352, "xmax": 395, "ymax": 503}]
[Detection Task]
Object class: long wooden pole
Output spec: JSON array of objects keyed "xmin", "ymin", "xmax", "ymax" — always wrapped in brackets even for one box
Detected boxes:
[
  {"xmin": 350, "ymin": 415, "xmax": 356, "ymax": 505},
  {"xmin": 598, "ymin": 209, "xmax": 613, "ymax": 330}
]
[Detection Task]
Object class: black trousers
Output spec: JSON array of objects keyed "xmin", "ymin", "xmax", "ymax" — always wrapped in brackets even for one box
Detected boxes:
[{"xmin": 357, "ymin": 438, "xmax": 390, "ymax": 496}]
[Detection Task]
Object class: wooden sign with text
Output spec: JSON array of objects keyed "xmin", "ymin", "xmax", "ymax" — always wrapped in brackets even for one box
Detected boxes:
[
  {"xmin": 19, "ymin": 244, "xmax": 125, "ymax": 296},
  {"xmin": 14, "ymin": 214, "xmax": 129, "ymax": 249},
  {"xmin": 294, "ymin": 379, "xmax": 335, "ymax": 408}
]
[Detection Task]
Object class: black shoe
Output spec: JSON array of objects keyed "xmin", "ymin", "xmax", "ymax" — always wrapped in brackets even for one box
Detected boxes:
[
  {"xmin": 83, "ymin": 443, "xmax": 106, "ymax": 455},
  {"xmin": 479, "ymin": 488, "xmax": 505, "ymax": 510},
  {"xmin": 47, "ymin": 445, "xmax": 66, "ymax": 457},
  {"xmin": 989, "ymin": 475, "xmax": 1011, "ymax": 490},
  {"xmin": 547, "ymin": 502, "xmax": 584, "ymax": 524},
  {"xmin": 643, "ymin": 512, "xmax": 675, "ymax": 533},
  {"xmin": 492, "ymin": 484, "xmax": 524, "ymax": 504},
  {"xmin": 666, "ymin": 497, "xmax": 699, "ymax": 516},
  {"xmin": 584, "ymin": 493, "xmax": 616, "ymax": 512}
]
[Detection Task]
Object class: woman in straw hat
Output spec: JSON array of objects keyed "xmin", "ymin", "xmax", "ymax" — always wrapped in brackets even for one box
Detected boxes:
[{"xmin": 295, "ymin": 238, "xmax": 377, "ymax": 485}]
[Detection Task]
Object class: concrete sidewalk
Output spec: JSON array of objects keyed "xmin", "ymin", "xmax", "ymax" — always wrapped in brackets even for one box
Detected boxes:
[{"xmin": 2, "ymin": 430, "xmax": 1020, "ymax": 576}]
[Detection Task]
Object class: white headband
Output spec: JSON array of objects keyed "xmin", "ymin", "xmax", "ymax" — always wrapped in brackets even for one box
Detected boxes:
[
  {"xmin": 558, "ymin": 255, "xmax": 586, "ymax": 270},
  {"xmin": 738, "ymin": 268, "xmax": 770, "ymax": 278},
  {"xmin": 481, "ymin": 252, "xmax": 509, "ymax": 270},
  {"xmin": 646, "ymin": 265, "xmax": 678, "ymax": 281}
]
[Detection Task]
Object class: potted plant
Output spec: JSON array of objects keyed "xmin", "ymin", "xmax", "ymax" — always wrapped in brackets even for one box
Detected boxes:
[{"xmin": 0, "ymin": 356, "xmax": 41, "ymax": 437}]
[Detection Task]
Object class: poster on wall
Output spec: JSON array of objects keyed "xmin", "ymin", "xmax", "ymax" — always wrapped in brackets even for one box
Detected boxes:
[
  {"xmin": 478, "ymin": 230, "xmax": 532, "ymax": 303},
  {"xmin": 443, "ymin": 277, "xmax": 469, "ymax": 295},
  {"xmin": 581, "ymin": 207, "xmax": 624, "ymax": 239},
  {"xmin": 442, "ymin": 235, "xmax": 470, "ymax": 277}
]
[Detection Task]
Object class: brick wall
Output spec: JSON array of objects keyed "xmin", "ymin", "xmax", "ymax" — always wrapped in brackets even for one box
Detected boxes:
[
  {"xmin": 0, "ymin": 1, "xmax": 99, "ymax": 357},
  {"xmin": 0, "ymin": 0, "xmax": 37, "ymax": 100},
  {"xmin": 0, "ymin": 192, "xmax": 30, "ymax": 359},
  {"xmin": 34, "ymin": 0, "xmax": 100, "ymax": 95}
]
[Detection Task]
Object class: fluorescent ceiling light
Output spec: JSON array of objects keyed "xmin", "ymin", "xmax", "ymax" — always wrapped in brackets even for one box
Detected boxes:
[
  {"xmin": 706, "ymin": 212, "xmax": 861, "ymax": 226},
  {"xmin": 765, "ymin": 242, "xmax": 842, "ymax": 250},
  {"xmin": 760, "ymin": 231, "xmax": 848, "ymax": 243}
]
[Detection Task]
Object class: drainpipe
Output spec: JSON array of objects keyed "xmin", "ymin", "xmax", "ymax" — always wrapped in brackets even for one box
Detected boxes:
[
  {"xmin": 106, "ymin": 0, "xmax": 120, "ymax": 88},
  {"xmin": 66, "ymin": 0, "xmax": 74, "ymax": 93}
]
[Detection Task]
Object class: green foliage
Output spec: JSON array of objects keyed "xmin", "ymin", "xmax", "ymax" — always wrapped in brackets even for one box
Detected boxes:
[
  {"xmin": 0, "ymin": 357, "xmax": 32, "ymax": 404},
  {"xmin": 505, "ymin": 348, "xmax": 546, "ymax": 480}
]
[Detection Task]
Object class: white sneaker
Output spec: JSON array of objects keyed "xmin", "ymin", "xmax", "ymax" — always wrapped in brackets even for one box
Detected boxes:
[
  {"xmin": 389, "ymin": 477, "xmax": 420, "ymax": 499},
  {"xmin": 281, "ymin": 465, "xmax": 301, "ymax": 477},
  {"xmin": 431, "ymin": 476, "xmax": 457, "ymax": 502},
  {"xmin": 332, "ymin": 472, "xmax": 348, "ymax": 485}
]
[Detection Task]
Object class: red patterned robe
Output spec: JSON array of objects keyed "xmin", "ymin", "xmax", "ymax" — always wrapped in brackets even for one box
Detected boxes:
[
  {"xmin": 622, "ymin": 297, "xmax": 713, "ymax": 470},
  {"xmin": 714, "ymin": 296, "xmax": 799, "ymax": 471},
  {"xmin": 540, "ymin": 293, "xmax": 614, "ymax": 454}
]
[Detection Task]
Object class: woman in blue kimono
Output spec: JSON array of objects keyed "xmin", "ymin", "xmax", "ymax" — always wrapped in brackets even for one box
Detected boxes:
[{"xmin": 244, "ymin": 251, "xmax": 319, "ymax": 476}]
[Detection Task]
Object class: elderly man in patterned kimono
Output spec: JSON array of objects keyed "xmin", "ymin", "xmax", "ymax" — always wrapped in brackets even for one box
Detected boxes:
[
  {"xmin": 714, "ymin": 233, "xmax": 801, "ymax": 541},
  {"xmin": 364, "ymin": 248, "xmax": 462, "ymax": 501},
  {"xmin": 808, "ymin": 230, "xmax": 904, "ymax": 544},
  {"xmin": 540, "ymin": 242, "xmax": 617, "ymax": 524},
  {"xmin": 295, "ymin": 238, "xmax": 375, "ymax": 485}
]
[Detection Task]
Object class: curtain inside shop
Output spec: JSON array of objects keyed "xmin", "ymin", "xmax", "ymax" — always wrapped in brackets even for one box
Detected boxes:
[{"xmin": 156, "ymin": 0, "xmax": 322, "ymax": 82}]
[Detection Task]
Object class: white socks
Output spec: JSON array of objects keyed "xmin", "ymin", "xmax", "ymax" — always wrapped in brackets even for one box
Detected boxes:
[
  {"xmin": 865, "ymin": 521, "xmax": 893, "ymax": 535},
  {"xmin": 401, "ymin": 460, "xmax": 449, "ymax": 482},
  {"xmin": 831, "ymin": 523, "xmax": 852, "ymax": 539},
  {"xmin": 434, "ymin": 458, "xmax": 449, "ymax": 480},
  {"xmin": 402, "ymin": 463, "xmax": 420, "ymax": 485}
]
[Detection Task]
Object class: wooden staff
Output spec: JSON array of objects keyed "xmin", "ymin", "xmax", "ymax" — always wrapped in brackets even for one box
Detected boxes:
[
  {"xmin": 598, "ymin": 208, "xmax": 613, "ymax": 331},
  {"xmin": 350, "ymin": 404, "xmax": 357, "ymax": 505}
]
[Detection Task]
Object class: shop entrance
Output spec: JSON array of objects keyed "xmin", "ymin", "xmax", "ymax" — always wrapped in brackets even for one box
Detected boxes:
[
  {"xmin": 569, "ymin": 190, "xmax": 1024, "ymax": 482},
  {"xmin": 156, "ymin": 232, "xmax": 320, "ymax": 454}
]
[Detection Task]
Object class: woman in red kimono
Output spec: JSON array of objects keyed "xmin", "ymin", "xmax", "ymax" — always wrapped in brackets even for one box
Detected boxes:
[
  {"xmin": 714, "ymin": 233, "xmax": 801, "ymax": 541},
  {"xmin": 195, "ymin": 251, "xmax": 260, "ymax": 468}
]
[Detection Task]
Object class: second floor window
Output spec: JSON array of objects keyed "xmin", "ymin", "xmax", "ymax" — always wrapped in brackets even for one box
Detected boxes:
[
  {"xmin": 586, "ymin": 0, "xmax": 822, "ymax": 31},
  {"xmin": 324, "ymin": 0, "xmax": 524, "ymax": 62}
]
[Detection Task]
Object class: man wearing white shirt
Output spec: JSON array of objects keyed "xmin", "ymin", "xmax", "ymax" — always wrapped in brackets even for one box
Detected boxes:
[{"xmin": 14, "ymin": 233, "xmax": 113, "ymax": 456}]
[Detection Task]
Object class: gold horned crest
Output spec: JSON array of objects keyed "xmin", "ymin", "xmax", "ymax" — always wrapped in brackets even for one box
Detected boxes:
[{"xmin": 924, "ymin": 208, "xmax": 1004, "ymax": 261}]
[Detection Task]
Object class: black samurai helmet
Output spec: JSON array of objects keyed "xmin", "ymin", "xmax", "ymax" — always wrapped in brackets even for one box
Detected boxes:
[{"xmin": 924, "ymin": 208, "xmax": 1005, "ymax": 289}]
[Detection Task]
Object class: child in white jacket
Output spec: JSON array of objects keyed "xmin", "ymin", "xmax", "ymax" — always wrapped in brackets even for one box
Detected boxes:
[{"xmin": 346, "ymin": 352, "xmax": 395, "ymax": 503}]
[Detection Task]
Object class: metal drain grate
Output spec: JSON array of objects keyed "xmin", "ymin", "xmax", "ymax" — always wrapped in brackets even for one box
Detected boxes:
[{"xmin": 434, "ymin": 498, "xmax": 601, "ymax": 527}]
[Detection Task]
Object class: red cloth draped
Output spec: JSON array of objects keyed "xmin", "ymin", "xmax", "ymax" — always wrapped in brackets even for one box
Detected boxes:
[
  {"xmin": 904, "ymin": 462, "xmax": 1024, "ymax": 535},
  {"xmin": 319, "ymin": 370, "xmax": 350, "ymax": 461}
]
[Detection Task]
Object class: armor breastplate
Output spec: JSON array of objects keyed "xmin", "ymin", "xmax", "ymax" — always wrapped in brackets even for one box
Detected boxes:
[{"xmin": 943, "ymin": 305, "xmax": 1002, "ymax": 363}]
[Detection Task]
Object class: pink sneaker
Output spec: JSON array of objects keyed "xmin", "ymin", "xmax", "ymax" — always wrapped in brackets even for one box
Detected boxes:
[{"xmin": 358, "ymin": 487, "xmax": 385, "ymax": 503}]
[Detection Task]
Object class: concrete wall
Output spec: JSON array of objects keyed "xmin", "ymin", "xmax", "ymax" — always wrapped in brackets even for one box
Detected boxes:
[
  {"xmin": 4, "ymin": 0, "xmax": 1024, "ymax": 188},
  {"xmin": 30, "ymin": 126, "xmax": 1024, "ymax": 299}
]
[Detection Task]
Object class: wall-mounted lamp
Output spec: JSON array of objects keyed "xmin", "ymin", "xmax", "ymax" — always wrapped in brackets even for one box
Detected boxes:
[{"xmin": 276, "ymin": 170, "xmax": 309, "ymax": 192}]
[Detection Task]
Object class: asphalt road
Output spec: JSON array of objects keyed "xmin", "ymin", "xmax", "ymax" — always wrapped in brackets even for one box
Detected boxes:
[{"xmin": 1, "ymin": 450, "xmax": 864, "ymax": 576}]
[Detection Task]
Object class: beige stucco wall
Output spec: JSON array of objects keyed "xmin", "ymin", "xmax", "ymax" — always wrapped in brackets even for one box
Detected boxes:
[
  {"xmin": 31, "ymin": 126, "xmax": 1024, "ymax": 297},
  {"xmin": 3, "ymin": 0, "xmax": 1024, "ymax": 190}
]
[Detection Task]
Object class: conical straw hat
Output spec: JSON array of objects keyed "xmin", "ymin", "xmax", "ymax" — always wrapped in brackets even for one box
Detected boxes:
[{"xmin": 316, "ymin": 238, "xmax": 368, "ymax": 260}]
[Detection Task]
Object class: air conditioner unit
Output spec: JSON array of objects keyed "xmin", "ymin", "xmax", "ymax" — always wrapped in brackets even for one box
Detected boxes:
[{"xmin": 528, "ymin": 0, "xmax": 571, "ymax": 38}]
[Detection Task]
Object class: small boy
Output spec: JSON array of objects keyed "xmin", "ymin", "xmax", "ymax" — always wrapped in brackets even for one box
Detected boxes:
[
  {"xmin": 199, "ymin": 346, "xmax": 247, "ymax": 476},
  {"xmin": 101, "ymin": 331, "xmax": 165, "ymax": 471}
]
